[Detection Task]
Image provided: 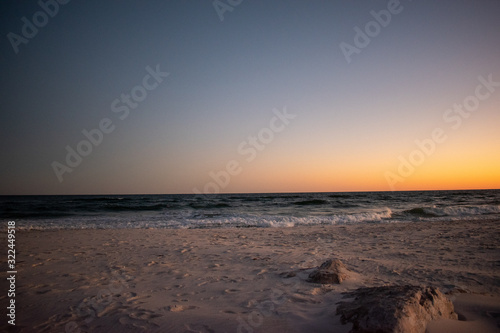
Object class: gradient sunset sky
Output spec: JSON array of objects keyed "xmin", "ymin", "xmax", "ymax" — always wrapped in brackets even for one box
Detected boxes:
[{"xmin": 1, "ymin": 0, "xmax": 499, "ymax": 195}]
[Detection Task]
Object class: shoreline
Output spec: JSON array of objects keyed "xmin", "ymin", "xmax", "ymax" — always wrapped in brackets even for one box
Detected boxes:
[
  {"xmin": 7, "ymin": 214, "xmax": 500, "ymax": 231},
  {"xmin": 2, "ymin": 219, "xmax": 499, "ymax": 332}
]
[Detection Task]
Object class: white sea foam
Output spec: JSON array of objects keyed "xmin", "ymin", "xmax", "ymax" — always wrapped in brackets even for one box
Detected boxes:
[
  {"xmin": 424, "ymin": 204, "xmax": 500, "ymax": 217},
  {"xmin": 6, "ymin": 191, "xmax": 499, "ymax": 231},
  {"xmin": 14, "ymin": 208, "xmax": 394, "ymax": 230}
]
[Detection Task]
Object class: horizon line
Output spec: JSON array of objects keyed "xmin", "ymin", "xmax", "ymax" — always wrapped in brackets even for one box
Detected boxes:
[{"xmin": 2, "ymin": 188, "xmax": 499, "ymax": 196}]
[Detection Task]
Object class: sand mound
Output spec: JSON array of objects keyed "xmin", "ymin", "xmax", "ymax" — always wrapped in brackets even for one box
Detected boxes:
[
  {"xmin": 307, "ymin": 259, "xmax": 350, "ymax": 284},
  {"xmin": 336, "ymin": 285, "xmax": 457, "ymax": 333}
]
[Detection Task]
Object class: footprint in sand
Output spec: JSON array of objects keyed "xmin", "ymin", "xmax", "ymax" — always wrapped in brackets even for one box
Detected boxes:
[
  {"xmin": 289, "ymin": 293, "xmax": 322, "ymax": 304},
  {"xmin": 224, "ymin": 289, "xmax": 240, "ymax": 294},
  {"xmin": 128, "ymin": 309, "xmax": 162, "ymax": 320},
  {"xmin": 309, "ymin": 287, "xmax": 332, "ymax": 296},
  {"xmin": 165, "ymin": 305, "xmax": 198, "ymax": 312}
]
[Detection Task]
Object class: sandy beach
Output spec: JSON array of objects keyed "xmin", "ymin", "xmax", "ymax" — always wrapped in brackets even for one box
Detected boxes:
[{"xmin": 3, "ymin": 219, "xmax": 499, "ymax": 332}]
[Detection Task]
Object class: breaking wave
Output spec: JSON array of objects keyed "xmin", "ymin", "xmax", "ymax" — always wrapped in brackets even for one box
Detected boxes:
[{"xmin": 403, "ymin": 205, "xmax": 500, "ymax": 218}]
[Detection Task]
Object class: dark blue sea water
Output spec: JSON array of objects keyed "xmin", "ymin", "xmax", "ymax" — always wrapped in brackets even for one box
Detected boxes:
[{"xmin": 1, "ymin": 190, "xmax": 499, "ymax": 230}]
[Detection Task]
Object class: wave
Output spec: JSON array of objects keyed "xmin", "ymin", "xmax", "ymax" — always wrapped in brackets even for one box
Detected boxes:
[
  {"xmin": 225, "ymin": 209, "xmax": 393, "ymax": 228},
  {"xmin": 0, "ymin": 211, "xmax": 75, "ymax": 219},
  {"xmin": 293, "ymin": 199, "xmax": 329, "ymax": 206},
  {"xmin": 331, "ymin": 200, "xmax": 360, "ymax": 208},
  {"xmin": 14, "ymin": 208, "xmax": 394, "ymax": 230},
  {"xmin": 78, "ymin": 197, "xmax": 132, "ymax": 202},
  {"xmin": 403, "ymin": 205, "xmax": 500, "ymax": 218},
  {"xmin": 5, "ymin": 190, "xmax": 499, "ymax": 230},
  {"xmin": 188, "ymin": 202, "xmax": 231, "ymax": 209},
  {"xmin": 328, "ymin": 194, "xmax": 352, "ymax": 198},
  {"xmin": 403, "ymin": 208, "xmax": 440, "ymax": 218},
  {"xmin": 104, "ymin": 203, "xmax": 166, "ymax": 212},
  {"xmin": 227, "ymin": 196, "xmax": 262, "ymax": 202}
]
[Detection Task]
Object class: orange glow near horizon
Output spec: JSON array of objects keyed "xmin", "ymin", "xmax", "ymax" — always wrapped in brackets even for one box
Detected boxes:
[{"xmin": 222, "ymin": 158, "xmax": 500, "ymax": 194}]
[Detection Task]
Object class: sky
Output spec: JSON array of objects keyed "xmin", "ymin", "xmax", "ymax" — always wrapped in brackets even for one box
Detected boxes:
[{"xmin": 1, "ymin": 0, "xmax": 499, "ymax": 195}]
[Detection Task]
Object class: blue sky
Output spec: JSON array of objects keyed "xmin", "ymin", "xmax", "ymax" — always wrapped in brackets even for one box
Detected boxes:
[{"xmin": 1, "ymin": 0, "xmax": 499, "ymax": 194}]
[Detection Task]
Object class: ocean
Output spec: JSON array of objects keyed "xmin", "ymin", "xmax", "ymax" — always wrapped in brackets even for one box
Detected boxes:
[{"xmin": 1, "ymin": 190, "xmax": 499, "ymax": 230}]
